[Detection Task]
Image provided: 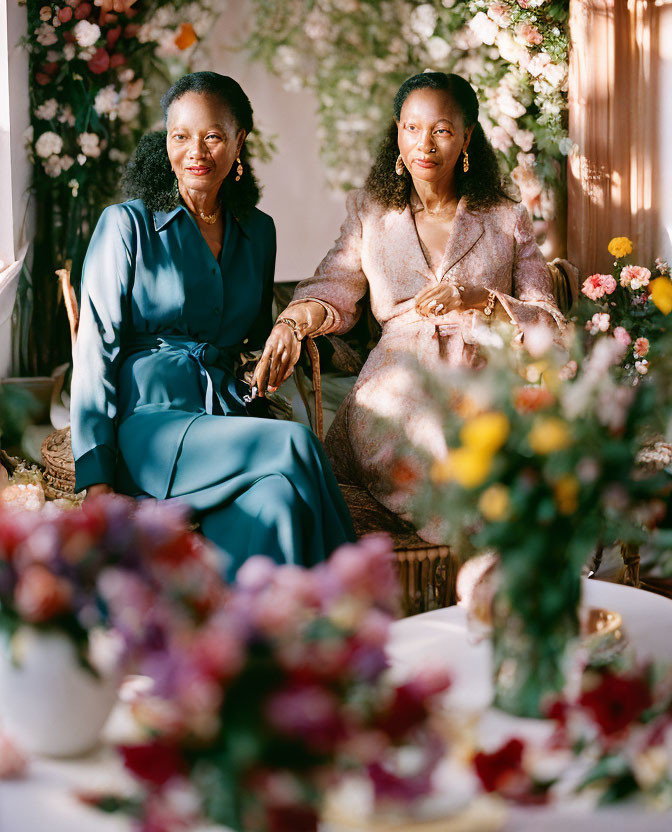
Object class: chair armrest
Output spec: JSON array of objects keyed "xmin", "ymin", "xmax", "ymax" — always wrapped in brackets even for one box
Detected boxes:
[{"xmin": 303, "ymin": 337, "xmax": 324, "ymax": 442}]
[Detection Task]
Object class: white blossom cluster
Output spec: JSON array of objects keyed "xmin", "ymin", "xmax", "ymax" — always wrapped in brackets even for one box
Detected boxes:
[{"xmin": 248, "ymin": 0, "xmax": 570, "ymax": 212}]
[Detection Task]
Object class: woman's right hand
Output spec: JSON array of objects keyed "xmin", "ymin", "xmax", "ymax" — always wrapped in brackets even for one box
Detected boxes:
[
  {"xmin": 252, "ymin": 301, "xmax": 327, "ymax": 396},
  {"xmin": 84, "ymin": 483, "xmax": 115, "ymax": 501}
]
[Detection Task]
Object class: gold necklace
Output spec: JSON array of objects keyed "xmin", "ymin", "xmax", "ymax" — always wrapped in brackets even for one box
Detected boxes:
[{"xmin": 198, "ymin": 208, "xmax": 220, "ymax": 225}]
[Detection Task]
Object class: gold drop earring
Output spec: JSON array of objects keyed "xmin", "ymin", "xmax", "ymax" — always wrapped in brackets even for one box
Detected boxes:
[
  {"xmin": 235, "ymin": 157, "xmax": 243, "ymax": 182},
  {"xmin": 463, "ymin": 149, "xmax": 469, "ymax": 173},
  {"xmin": 395, "ymin": 154, "xmax": 405, "ymax": 176}
]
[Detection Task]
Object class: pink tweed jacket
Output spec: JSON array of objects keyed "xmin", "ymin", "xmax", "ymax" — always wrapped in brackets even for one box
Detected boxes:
[{"xmin": 284, "ymin": 189, "xmax": 563, "ymax": 542}]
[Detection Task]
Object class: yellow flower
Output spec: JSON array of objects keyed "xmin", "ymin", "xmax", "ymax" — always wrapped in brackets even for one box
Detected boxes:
[
  {"xmin": 460, "ymin": 412, "xmax": 510, "ymax": 455},
  {"xmin": 607, "ymin": 236, "xmax": 633, "ymax": 259},
  {"xmin": 649, "ymin": 276, "xmax": 672, "ymax": 315},
  {"xmin": 528, "ymin": 417, "xmax": 572, "ymax": 455},
  {"xmin": 478, "ymin": 484, "xmax": 510, "ymax": 521},
  {"xmin": 553, "ymin": 474, "xmax": 580, "ymax": 515},
  {"xmin": 431, "ymin": 447, "xmax": 493, "ymax": 489}
]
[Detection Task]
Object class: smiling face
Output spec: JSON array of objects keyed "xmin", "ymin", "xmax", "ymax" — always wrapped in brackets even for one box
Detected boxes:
[
  {"xmin": 396, "ymin": 87, "xmax": 472, "ymax": 187},
  {"xmin": 166, "ymin": 91, "xmax": 245, "ymax": 200}
]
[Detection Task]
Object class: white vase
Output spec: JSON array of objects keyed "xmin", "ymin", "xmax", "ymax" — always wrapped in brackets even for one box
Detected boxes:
[{"xmin": 0, "ymin": 626, "xmax": 122, "ymax": 757}]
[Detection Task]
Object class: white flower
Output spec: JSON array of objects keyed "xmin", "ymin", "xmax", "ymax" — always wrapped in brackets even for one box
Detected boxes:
[
  {"xmin": 539, "ymin": 188, "xmax": 557, "ymax": 221},
  {"xmin": 60, "ymin": 155, "xmax": 75, "ymax": 171},
  {"xmin": 73, "ymin": 20, "xmax": 101, "ymax": 49},
  {"xmin": 542, "ymin": 61, "xmax": 568, "ymax": 88},
  {"xmin": 35, "ymin": 130, "xmax": 63, "ymax": 158},
  {"xmin": 58, "ymin": 105, "xmax": 76, "ymax": 127},
  {"xmin": 442, "ymin": 0, "xmax": 456, "ymax": 6},
  {"xmin": 35, "ymin": 99, "xmax": 59, "ymax": 120},
  {"xmin": 513, "ymin": 129, "xmax": 534, "ymax": 152},
  {"xmin": 77, "ymin": 153, "xmax": 87, "ymax": 165},
  {"xmin": 68, "ymin": 179, "xmax": 79, "ymax": 197},
  {"xmin": 78, "ymin": 132, "xmax": 101, "ymax": 158},
  {"xmin": 118, "ymin": 68, "xmax": 135, "ymax": 83},
  {"xmin": 635, "ymin": 360, "xmax": 649, "ymax": 375},
  {"xmin": 43, "ymin": 154, "xmax": 63, "ymax": 178},
  {"xmin": 496, "ymin": 30, "xmax": 530, "ymax": 70},
  {"xmin": 498, "ymin": 114, "xmax": 519, "ymax": 137},
  {"xmin": 558, "ymin": 137, "xmax": 574, "ymax": 155},
  {"xmin": 304, "ymin": 9, "xmax": 330, "ymax": 41},
  {"xmin": 410, "ymin": 4, "xmax": 438, "ymax": 40},
  {"xmin": 35, "ymin": 23, "xmax": 58, "ymax": 46},
  {"xmin": 496, "ymin": 90, "xmax": 526, "ymax": 119},
  {"xmin": 46, "ymin": 50, "xmax": 60, "ymax": 63},
  {"xmin": 118, "ymin": 100, "xmax": 140, "ymax": 122},
  {"xmin": 490, "ymin": 126, "xmax": 513, "ymax": 153},
  {"xmin": 528, "ymin": 52, "xmax": 551, "ymax": 77},
  {"xmin": 108, "ymin": 148, "xmax": 127, "ymax": 163},
  {"xmin": 426, "ymin": 36, "xmax": 451, "ymax": 64},
  {"xmin": 79, "ymin": 47, "xmax": 96, "ymax": 61},
  {"xmin": 585, "ymin": 312, "xmax": 610, "ymax": 335},
  {"xmin": 469, "ymin": 12, "xmax": 499, "ymax": 46},
  {"xmin": 63, "ymin": 43, "xmax": 76, "ymax": 61},
  {"xmin": 453, "ymin": 25, "xmax": 482, "ymax": 51},
  {"xmin": 94, "ymin": 85, "xmax": 120, "ymax": 117}
]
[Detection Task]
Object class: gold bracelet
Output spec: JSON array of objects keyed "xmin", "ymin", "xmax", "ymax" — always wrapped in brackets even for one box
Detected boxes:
[
  {"xmin": 275, "ymin": 317, "xmax": 302, "ymax": 341},
  {"xmin": 483, "ymin": 290, "xmax": 497, "ymax": 317}
]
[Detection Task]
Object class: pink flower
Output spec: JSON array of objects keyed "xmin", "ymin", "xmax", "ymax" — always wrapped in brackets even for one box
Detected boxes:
[
  {"xmin": 266, "ymin": 684, "xmax": 345, "ymax": 752},
  {"xmin": 14, "ymin": 564, "xmax": 73, "ymax": 623},
  {"xmin": 585, "ymin": 312, "xmax": 610, "ymax": 335},
  {"xmin": 490, "ymin": 126, "xmax": 513, "ymax": 153},
  {"xmin": 613, "ymin": 326, "xmax": 632, "ymax": 346},
  {"xmin": 487, "ymin": 3, "xmax": 511, "ymax": 27},
  {"xmin": 515, "ymin": 22, "xmax": 543, "ymax": 46},
  {"xmin": 633, "ymin": 337, "xmax": 650, "ymax": 358},
  {"xmin": 581, "ymin": 273, "xmax": 617, "ymax": 300},
  {"xmin": 58, "ymin": 7, "xmax": 73, "ymax": 22},
  {"xmin": 620, "ymin": 265, "xmax": 651, "ymax": 290}
]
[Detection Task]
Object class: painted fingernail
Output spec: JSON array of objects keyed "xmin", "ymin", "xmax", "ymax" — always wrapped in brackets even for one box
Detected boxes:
[
  {"xmin": 435, "ymin": 303, "xmax": 444, "ymax": 312},
  {"xmin": 428, "ymin": 299, "xmax": 438, "ymax": 308}
]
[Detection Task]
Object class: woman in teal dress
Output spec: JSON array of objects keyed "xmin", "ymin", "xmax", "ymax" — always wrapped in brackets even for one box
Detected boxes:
[{"xmin": 70, "ymin": 72, "xmax": 354, "ymax": 578}]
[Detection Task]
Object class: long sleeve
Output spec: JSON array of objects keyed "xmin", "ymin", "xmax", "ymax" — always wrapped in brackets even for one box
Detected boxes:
[
  {"xmin": 242, "ymin": 215, "xmax": 276, "ymax": 349},
  {"xmin": 493, "ymin": 203, "xmax": 565, "ymax": 331},
  {"xmin": 284, "ymin": 189, "xmax": 369, "ymax": 336},
  {"xmin": 71, "ymin": 204, "xmax": 135, "ymax": 491}
]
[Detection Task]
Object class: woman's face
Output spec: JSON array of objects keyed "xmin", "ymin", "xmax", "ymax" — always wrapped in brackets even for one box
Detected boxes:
[
  {"xmin": 166, "ymin": 91, "xmax": 245, "ymax": 198},
  {"xmin": 396, "ymin": 88, "xmax": 472, "ymax": 187}
]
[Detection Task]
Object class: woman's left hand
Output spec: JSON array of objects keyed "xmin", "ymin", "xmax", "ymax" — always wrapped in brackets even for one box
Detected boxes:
[{"xmin": 414, "ymin": 282, "xmax": 462, "ymax": 318}]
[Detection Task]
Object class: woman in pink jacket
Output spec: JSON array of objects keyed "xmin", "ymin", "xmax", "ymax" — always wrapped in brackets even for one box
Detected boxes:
[{"xmin": 253, "ymin": 72, "xmax": 565, "ymax": 542}]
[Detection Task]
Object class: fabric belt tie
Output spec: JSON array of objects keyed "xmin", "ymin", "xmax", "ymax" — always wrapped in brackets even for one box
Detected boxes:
[{"xmin": 126, "ymin": 334, "xmax": 242, "ymax": 416}]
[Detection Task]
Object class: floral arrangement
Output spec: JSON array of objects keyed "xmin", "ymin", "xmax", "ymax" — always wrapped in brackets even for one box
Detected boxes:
[
  {"xmin": 0, "ymin": 495, "xmax": 224, "ymax": 667},
  {"xmin": 399, "ymin": 322, "xmax": 672, "ymax": 716},
  {"xmin": 21, "ymin": 0, "xmax": 217, "ymax": 374},
  {"xmin": 88, "ymin": 536, "xmax": 451, "ymax": 832},
  {"xmin": 577, "ymin": 236, "xmax": 672, "ymax": 385},
  {"xmin": 474, "ymin": 660, "xmax": 672, "ymax": 809},
  {"xmin": 246, "ymin": 0, "xmax": 569, "ymax": 219}
]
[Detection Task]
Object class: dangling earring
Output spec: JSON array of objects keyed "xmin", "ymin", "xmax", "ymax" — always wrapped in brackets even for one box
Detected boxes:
[
  {"xmin": 395, "ymin": 154, "xmax": 405, "ymax": 176},
  {"xmin": 463, "ymin": 149, "xmax": 469, "ymax": 174},
  {"xmin": 235, "ymin": 157, "xmax": 243, "ymax": 182}
]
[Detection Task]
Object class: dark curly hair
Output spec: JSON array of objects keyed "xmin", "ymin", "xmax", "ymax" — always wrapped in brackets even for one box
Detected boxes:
[
  {"xmin": 122, "ymin": 71, "xmax": 260, "ymax": 218},
  {"xmin": 365, "ymin": 72, "xmax": 510, "ymax": 211}
]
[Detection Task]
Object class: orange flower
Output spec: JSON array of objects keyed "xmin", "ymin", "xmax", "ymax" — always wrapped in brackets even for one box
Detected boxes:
[
  {"xmin": 174, "ymin": 22, "xmax": 198, "ymax": 50},
  {"xmin": 14, "ymin": 564, "xmax": 72, "ymax": 623},
  {"xmin": 513, "ymin": 386, "xmax": 555, "ymax": 413}
]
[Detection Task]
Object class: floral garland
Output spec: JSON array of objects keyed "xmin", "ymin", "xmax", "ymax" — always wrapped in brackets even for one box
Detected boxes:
[
  {"xmin": 246, "ymin": 0, "xmax": 569, "ymax": 219},
  {"xmin": 20, "ymin": 0, "xmax": 216, "ymax": 374}
]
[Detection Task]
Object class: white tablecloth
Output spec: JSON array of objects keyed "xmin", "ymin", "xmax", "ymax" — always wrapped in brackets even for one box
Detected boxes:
[{"xmin": 2, "ymin": 579, "xmax": 672, "ymax": 832}]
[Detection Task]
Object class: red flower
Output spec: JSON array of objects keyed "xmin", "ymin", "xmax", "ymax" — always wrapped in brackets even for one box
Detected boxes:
[
  {"xmin": 35, "ymin": 74, "xmax": 51, "ymax": 86},
  {"xmin": 106, "ymin": 26, "xmax": 122, "ymax": 49},
  {"xmin": 87, "ymin": 48, "xmax": 111, "ymax": 74},
  {"xmin": 118, "ymin": 742, "xmax": 184, "ymax": 787},
  {"xmin": 266, "ymin": 805, "xmax": 318, "ymax": 832},
  {"xmin": 41, "ymin": 62, "xmax": 59, "ymax": 76},
  {"xmin": 109, "ymin": 54, "xmax": 126, "ymax": 68},
  {"xmin": 58, "ymin": 7, "xmax": 73, "ymax": 23},
  {"xmin": 124, "ymin": 23, "xmax": 139, "ymax": 38},
  {"xmin": 473, "ymin": 738, "xmax": 525, "ymax": 792},
  {"xmin": 75, "ymin": 2, "xmax": 93, "ymax": 20},
  {"xmin": 579, "ymin": 672, "xmax": 652, "ymax": 735}
]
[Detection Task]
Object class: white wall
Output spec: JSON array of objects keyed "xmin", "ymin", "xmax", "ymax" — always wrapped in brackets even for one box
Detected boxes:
[{"xmin": 194, "ymin": 1, "xmax": 347, "ymax": 282}]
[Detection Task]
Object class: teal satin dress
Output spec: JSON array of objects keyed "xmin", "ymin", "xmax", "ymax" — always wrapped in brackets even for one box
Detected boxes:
[{"xmin": 70, "ymin": 199, "xmax": 354, "ymax": 578}]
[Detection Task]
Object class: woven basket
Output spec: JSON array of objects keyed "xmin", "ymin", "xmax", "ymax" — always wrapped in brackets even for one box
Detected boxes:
[{"xmin": 40, "ymin": 427, "xmax": 77, "ymax": 499}]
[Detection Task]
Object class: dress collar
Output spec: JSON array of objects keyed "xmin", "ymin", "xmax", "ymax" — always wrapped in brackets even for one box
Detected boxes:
[{"xmin": 153, "ymin": 202, "xmax": 251, "ymax": 237}]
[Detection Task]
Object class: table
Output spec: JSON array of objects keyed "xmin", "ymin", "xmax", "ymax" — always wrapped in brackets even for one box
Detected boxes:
[{"xmin": 2, "ymin": 579, "xmax": 672, "ymax": 832}]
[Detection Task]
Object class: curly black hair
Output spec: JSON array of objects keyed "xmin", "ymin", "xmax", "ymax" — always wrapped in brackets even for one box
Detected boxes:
[
  {"xmin": 122, "ymin": 71, "xmax": 260, "ymax": 218},
  {"xmin": 365, "ymin": 72, "xmax": 511, "ymax": 212}
]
